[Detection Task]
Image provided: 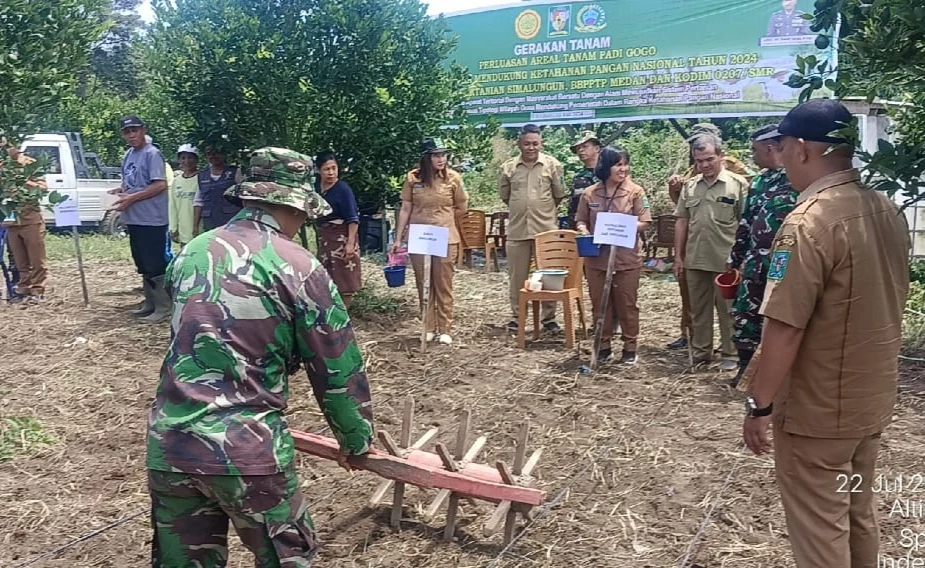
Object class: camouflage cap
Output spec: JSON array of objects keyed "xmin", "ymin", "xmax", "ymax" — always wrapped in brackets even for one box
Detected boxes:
[
  {"xmin": 686, "ymin": 122, "xmax": 722, "ymax": 142},
  {"xmin": 570, "ymin": 130, "xmax": 601, "ymax": 152},
  {"xmin": 225, "ymin": 147, "xmax": 332, "ymax": 219}
]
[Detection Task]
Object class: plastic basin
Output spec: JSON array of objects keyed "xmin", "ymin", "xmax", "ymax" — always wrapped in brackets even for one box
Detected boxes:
[{"xmin": 535, "ymin": 269, "xmax": 569, "ymax": 291}]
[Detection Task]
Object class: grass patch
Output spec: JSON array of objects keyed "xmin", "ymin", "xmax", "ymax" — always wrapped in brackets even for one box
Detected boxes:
[
  {"xmin": 45, "ymin": 233, "xmax": 132, "ymax": 262},
  {"xmin": 0, "ymin": 416, "xmax": 58, "ymax": 462},
  {"xmin": 904, "ymin": 281, "xmax": 925, "ymax": 353},
  {"xmin": 350, "ymin": 287, "xmax": 402, "ymax": 317}
]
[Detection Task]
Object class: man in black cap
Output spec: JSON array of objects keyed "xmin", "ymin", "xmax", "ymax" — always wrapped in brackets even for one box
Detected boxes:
[
  {"xmin": 109, "ymin": 115, "xmax": 171, "ymax": 322},
  {"xmin": 742, "ymin": 99, "xmax": 910, "ymax": 567}
]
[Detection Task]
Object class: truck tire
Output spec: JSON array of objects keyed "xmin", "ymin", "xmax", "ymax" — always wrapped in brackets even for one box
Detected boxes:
[{"xmin": 101, "ymin": 211, "xmax": 126, "ymax": 238}]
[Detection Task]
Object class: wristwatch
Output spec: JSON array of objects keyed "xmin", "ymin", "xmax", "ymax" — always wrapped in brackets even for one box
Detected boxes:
[{"xmin": 745, "ymin": 397, "xmax": 773, "ymax": 418}]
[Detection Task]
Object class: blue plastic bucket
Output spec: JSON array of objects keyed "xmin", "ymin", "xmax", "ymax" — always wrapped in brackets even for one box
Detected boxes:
[
  {"xmin": 383, "ymin": 265, "xmax": 406, "ymax": 288},
  {"xmin": 576, "ymin": 235, "xmax": 600, "ymax": 257}
]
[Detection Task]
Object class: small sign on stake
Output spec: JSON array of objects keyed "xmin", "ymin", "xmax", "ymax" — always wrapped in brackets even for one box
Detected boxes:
[
  {"xmin": 593, "ymin": 212, "xmax": 639, "ymax": 249},
  {"xmin": 408, "ymin": 224, "xmax": 450, "ymax": 258},
  {"xmin": 53, "ymin": 195, "xmax": 90, "ymax": 307}
]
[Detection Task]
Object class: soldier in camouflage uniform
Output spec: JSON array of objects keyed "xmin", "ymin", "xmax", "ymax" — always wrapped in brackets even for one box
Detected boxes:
[
  {"xmin": 565, "ymin": 131, "xmax": 601, "ymax": 230},
  {"xmin": 146, "ymin": 147, "xmax": 374, "ymax": 568},
  {"xmin": 726, "ymin": 126, "xmax": 798, "ymax": 387}
]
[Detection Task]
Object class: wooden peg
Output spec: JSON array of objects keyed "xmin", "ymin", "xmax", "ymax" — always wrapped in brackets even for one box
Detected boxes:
[
  {"xmin": 368, "ymin": 427, "xmax": 438, "ymax": 507},
  {"xmin": 390, "ymin": 397, "xmax": 414, "ymax": 529}
]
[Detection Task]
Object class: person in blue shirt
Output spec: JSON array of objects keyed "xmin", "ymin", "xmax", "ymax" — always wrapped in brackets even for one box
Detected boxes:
[
  {"xmin": 109, "ymin": 115, "xmax": 170, "ymax": 323},
  {"xmin": 313, "ymin": 151, "xmax": 362, "ymax": 308}
]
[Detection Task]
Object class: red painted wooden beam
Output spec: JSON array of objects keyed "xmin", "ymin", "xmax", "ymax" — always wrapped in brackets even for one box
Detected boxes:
[{"xmin": 291, "ymin": 430, "xmax": 546, "ymax": 506}]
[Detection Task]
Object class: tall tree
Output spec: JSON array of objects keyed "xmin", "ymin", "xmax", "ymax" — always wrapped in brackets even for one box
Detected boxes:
[
  {"xmin": 146, "ymin": 0, "xmax": 485, "ymax": 213},
  {"xmin": 0, "ymin": 0, "xmax": 110, "ymax": 141},
  {"xmin": 787, "ymin": 0, "xmax": 925, "ymax": 206},
  {"xmin": 91, "ymin": 0, "xmax": 145, "ymax": 98}
]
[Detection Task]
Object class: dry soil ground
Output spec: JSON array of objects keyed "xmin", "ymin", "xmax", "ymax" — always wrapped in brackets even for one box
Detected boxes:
[{"xmin": 1, "ymin": 254, "xmax": 924, "ymax": 568}]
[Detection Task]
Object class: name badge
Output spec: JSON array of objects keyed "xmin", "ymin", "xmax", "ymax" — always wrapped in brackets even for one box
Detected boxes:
[{"xmin": 589, "ymin": 203, "xmax": 600, "ymax": 209}]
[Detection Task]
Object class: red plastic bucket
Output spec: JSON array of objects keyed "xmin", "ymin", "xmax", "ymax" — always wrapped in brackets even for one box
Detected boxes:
[{"xmin": 715, "ymin": 270, "xmax": 741, "ymax": 300}]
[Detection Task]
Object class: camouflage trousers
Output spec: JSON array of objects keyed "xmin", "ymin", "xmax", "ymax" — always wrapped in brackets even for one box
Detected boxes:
[
  {"xmin": 731, "ymin": 271, "xmax": 767, "ymax": 351},
  {"xmin": 148, "ymin": 465, "xmax": 317, "ymax": 568}
]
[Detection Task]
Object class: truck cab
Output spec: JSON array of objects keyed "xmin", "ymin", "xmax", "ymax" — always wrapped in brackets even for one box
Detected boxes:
[{"xmin": 19, "ymin": 132, "xmax": 125, "ymax": 235}]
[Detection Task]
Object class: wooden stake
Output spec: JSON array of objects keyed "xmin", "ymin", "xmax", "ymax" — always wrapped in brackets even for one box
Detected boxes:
[
  {"xmin": 420, "ymin": 254, "xmax": 432, "ymax": 352},
  {"xmin": 72, "ymin": 227, "xmax": 90, "ymax": 307},
  {"xmin": 443, "ymin": 409, "xmax": 469, "ymax": 540},
  {"xmin": 589, "ymin": 246, "xmax": 618, "ymax": 370},
  {"xmin": 368, "ymin": 427, "xmax": 438, "ymax": 507},
  {"xmin": 390, "ymin": 397, "xmax": 414, "ymax": 529},
  {"xmin": 504, "ymin": 422, "xmax": 529, "ymax": 544},
  {"xmin": 424, "ymin": 435, "xmax": 486, "ymax": 521}
]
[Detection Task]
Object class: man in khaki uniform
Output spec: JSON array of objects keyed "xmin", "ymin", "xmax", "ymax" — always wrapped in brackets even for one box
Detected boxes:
[
  {"xmin": 667, "ymin": 123, "xmax": 752, "ymax": 351},
  {"xmin": 1, "ymin": 140, "xmax": 49, "ymax": 303},
  {"xmin": 499, "ymin": 124, "xmax": 566, "ymax": 332},
  {"xmin": 673, "ymin": 133, "xmax": 749, "ymax": 370},
  {"xmin": 742, "ymin": 99, "xmax": 910, "ymax": 568}
]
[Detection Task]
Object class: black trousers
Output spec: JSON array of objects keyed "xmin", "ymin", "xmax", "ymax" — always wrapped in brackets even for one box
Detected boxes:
[{"xmin": 127, "ymin": 225, "xmax": 170, "ymax": 278}]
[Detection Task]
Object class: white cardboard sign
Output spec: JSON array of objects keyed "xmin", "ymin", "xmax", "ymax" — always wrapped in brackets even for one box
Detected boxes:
[
  {"xmin": 408, "ymin": 224, "xmax": 450, "ymax": 258},
  {"xmin": 54, "ymin": 195, "xmax": 81, "ymax": 227},
  {"xmin": 593, "ymin": 212, "xmax": 639, "ymax": 248}
]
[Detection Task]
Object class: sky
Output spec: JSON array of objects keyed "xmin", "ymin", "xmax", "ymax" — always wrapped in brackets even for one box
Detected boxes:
[{"xmin": 137, "ymin": 0, "xmax": 514, "ymax": 22}]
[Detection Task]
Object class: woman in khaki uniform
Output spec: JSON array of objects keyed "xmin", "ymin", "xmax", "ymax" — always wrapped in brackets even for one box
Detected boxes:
[
  {"xmin": 391, "ymin": 138, "xmax": 468, "ymax": 345},
  {"xmin": 576, "ymin": 146, "xmax": 652, "ymax": 364}
]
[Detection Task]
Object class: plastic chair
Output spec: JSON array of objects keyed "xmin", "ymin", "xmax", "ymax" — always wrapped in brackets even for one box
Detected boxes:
[
  {"xmin": 645, "ymin": 214, "xmax": 677, "ymax": 259},
  {"xmin": 456, "ymin": 209, "xmax": 499, "ymax": 272},
  {"xmin": 516, "ymin": 230, "xmax": 588, "ymax": 349}
]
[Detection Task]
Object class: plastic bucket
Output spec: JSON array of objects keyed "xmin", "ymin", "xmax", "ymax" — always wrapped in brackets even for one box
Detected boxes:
[
  {"xmin": 715, "ymin": 270, "xmax": 741, "ymax": 300},
  {"xmin": 383, "ymin": 265, "xmax": 406, "ymax": 288},
  {"xmin": 576, "ymin": 235, "xmax": 600, "ymax": 257},
  {"xmin": 535, "ymin": 269, "xmax": 569, "ymax": 291}
]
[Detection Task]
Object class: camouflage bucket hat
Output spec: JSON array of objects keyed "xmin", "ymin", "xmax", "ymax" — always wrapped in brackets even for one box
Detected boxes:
[
  {"xmin": 225, "ymin": 147, "xmax": 332, "ymax": 220},
  {"xmin": 686, "ymin": 122, "xmax": 722, "ymax": 142},
  {"xmin": 570, "ymin": 130, "xmax": 601, "ymax": 152}
]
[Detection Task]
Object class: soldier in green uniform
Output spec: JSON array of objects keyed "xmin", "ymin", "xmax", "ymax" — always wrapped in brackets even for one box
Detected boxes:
[
  {"xmin": 726, "ymin": 125, "xmax": 798, "ymax": 387},
  {"xmin": 146, "ymin": 147, "xmax": 374, "ymax": 568},
  {"xmin": 565, "ymin": 130, "xmax": 601, "ymax": 230}
]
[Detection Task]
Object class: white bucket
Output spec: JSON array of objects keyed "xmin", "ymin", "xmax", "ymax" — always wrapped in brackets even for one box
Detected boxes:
[{"xmin": 534, "ymin": 269, "xmax": 569, "ymax": 291}]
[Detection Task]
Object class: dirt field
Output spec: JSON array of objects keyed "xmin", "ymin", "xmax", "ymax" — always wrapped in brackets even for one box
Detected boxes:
[{"xmin": 2, "ymin": 254, "xmax": 925, "ymax": 568}]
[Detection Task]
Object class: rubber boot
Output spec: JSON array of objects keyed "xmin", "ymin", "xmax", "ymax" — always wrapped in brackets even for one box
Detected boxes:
[
  {"xmin": 130, "ymin": 278, "xmax": 155, "ymax": 316},
  {"xmin": 729, "ymin": 348, "xmax": 754, "ymax": 388},
  {"xmin": 138, "ymin": 276, "xmax": 171, "ymax": 323}
]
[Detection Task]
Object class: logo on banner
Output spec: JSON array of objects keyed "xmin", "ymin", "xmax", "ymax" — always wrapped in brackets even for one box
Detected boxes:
[
  {"xmin": 575, "ymin": 4, "xmax": 607, "ymax": 33},
  {"xmin": 548, "ymin": 5, "xmax": 571, "ymax": 37},
  {"xmin": 514, "ymin": 9, "xmax": 541, "ymax": 40}
]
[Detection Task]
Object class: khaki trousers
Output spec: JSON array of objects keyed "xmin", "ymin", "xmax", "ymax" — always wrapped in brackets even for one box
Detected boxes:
[
  {"xmin": 586, "ymin": 267, "xmax": 641, "ymax": 351},
  {"xmin": 410, "ymin": 244, "xmax": 459, "ymax": 334},
  {"xmin": 506, "ymin": 239, "xmax": 555, "ymax": 323},
  {"xmin": 685, "ymin": 269, "xmax": 734, "ymax": 361},
  {"xmin": 678, "ymin": 272, "xmax": 693, "ymax": 337},
  {"xmin": 7, "ymin": 221, "xmax": 48, "ymax": 296},
  {"xmin": 774, "ymin": 428, "xmax": 881, "ymax": 568}
]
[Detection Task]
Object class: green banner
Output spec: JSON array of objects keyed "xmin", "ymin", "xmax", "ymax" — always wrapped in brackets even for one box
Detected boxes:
[{"xmin": 445, "ymin": 0, "xmax": 837, "ymax": 126}]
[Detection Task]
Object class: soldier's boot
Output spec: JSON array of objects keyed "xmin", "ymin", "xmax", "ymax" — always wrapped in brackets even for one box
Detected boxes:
[
  {"xmin": 130, "ymin": 278, "xmax": 155, "ymax": 316},
  {"xmin": 139, "ymin": 276, "xmax": 171, "ymax": 324}
]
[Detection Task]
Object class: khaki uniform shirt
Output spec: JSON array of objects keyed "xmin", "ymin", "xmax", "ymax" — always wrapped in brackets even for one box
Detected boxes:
[
  {"xmin": 674, "ymin": 168, "xmax": 749, "ymax": 272},
  {"xmin": 670, "ymin": 155, "xmax": 753, "ymax": 205},
  {"xmin": 760, "ymin": 170, "xmax": 911, "ymax": 438},
  {"xmin": 499, "ymin": 152, "xmax": 566, "ymax": 241},
  {"xmin": 575, "ymin": 178, "xmax": 652, "ymax": 272},
  {"xmin": 2, "ymin": 154, "xmax": 47, "ymax": 227},
  {"xmin": 400, "ymin": 168, "xmax": 468, "ymax": 245}
]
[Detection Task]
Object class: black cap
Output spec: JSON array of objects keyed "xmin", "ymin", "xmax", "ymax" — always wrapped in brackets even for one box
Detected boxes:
[
  {"xmin": 119, "ymin": 115, "xmax": 145, "ymax": 130},
  {"xmin": 771, "ymin": 99, "xmax": 854, "ymax": 144},
  {"xmin": 420, "ymin": 137, "xmax": 448, "ymax": 155},
  {"xmin": 752, "ymin": 124, "xmax": 780, "ymax": 142}
]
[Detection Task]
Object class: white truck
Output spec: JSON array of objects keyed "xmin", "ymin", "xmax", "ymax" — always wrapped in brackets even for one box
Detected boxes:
[{"xmin": 19, "ymin": 132, "xmax": 126, "ymax": 236}]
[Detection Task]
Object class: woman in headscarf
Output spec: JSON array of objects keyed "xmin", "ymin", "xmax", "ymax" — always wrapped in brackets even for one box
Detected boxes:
[
  {"xmin": 575, "ymin": 146, "xmax": 652, "ymax": 365},
  {"xmin": 391, "ymin": 137, "xmax": 468, "ymax": 345},
  {"xmin": 314, "ymin": 151, "xmax": 362, "ymax": 308}
]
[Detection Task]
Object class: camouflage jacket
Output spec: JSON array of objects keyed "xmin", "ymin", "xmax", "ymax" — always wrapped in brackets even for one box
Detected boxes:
[
  {"xmin": 146, "ymin": 207, "xmax": 374, "ymax": 476},
  {"xmin": 728, "ymin": 168, "xmax": 798, "ymax": 272},
  {"xmin": 566, "ymin": 167, "xmax": 596, "ymax": 228}
]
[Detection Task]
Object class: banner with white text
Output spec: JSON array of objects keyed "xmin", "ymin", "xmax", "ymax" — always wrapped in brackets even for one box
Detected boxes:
[{"xmin": 444, "ymin": 0, "xmax": 837, "ymax": 125}]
